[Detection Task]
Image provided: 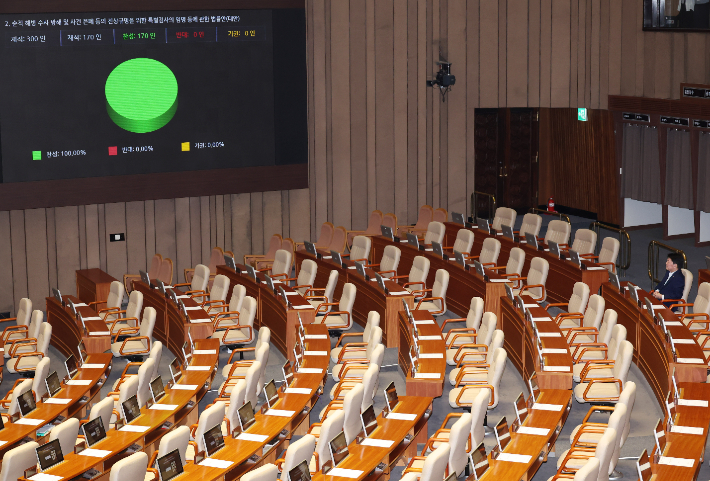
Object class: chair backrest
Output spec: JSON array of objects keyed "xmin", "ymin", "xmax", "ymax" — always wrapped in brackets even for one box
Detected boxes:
[
  {"xmin": 380, "ymin": 246, "xmax": 401, "ymax": 277},
  {"xmin": 241, "ymin": 464, "xmax": 279, "ymax": 481},
  {"xmin": 210, "ymin": 275, "xmax": 230, "ymax": 304},
  {"xmin": 282, "ymin": 239, "xmax": 296, "ymax": 265},
  {"xmin": 362, "ymin": 311, "xmax": 381, "ymax": 343},
  {"xmin": 680, "ymin": 269, "xmax": 693, "ymax": 303},
  {"xmin": 8, "ymin": 379, "xmax": 32, "ymax": 416},
  {"xmin": 526, "ymin": 258, "xmax": 549, "ymax": 300},
  {"xmin": 382, "ymin": 213, "xmax": 398, "ymax": 231},
  {"xmin": 329, "ymin": 226, "xmax": 348, "ymax": 254},
  {"xmin": 365, "ymin": 211, "xmax": 384, "ymax": 235},
  {"xmin": 339, "ymin": 283, "xmax": 357, "ymax": 317},
  {"xmin": 315, "ymin": 223, "xmax": 334, "ymax": 249},
  {"xmin": 370, "ymin": 343, "xmax": 385, "ymax": 369},
  {"xmin": 694, "ymin": 282, "xmax": 710, "ymax": 315},
  {"xmin": 598, "ymin": 310, "xmax": 618, "ymax": 346},
  {"xmin": 148, "ymin": 254, "xmax": 162, "ymax": 279},
  {"xmin": 33, "ymin": 357, "xmax": 51, "ymax": 398},
  {"xmin": 88, "ymin": 396, "xmax": 114, "ymax": 433},
  {"xmin": 158, "ymin": 258, "xmax": 173, "ymax": 285},
  {"xmin": 571, "ymin": 229, "xmax": 597, "ymax": 255},
  {"xmin": 365, "ymin": 327, "xmax": 383, "ymax": 360},
  {"xmin": 360, "ymin": 363, "xmax": 380, "ymax": 409},
  {"xmin": 433, "ymin": 208, "xmax": 448, "ymax": 223},
  {"xmin": 583, "ymin": 295, "xmax": 605, "ymax": 329},
  {"xmin": 342, "ymin": 384, "xmax": 365, "ymax": 443},
  {"xmin": 225, "ymin": 379, "xmax": 247, "ymax": 431},
  {"xmin": 0, "ymin": 442, "xmax": 39, "ymax": 481},
  {"xmin": 195, "ymin": 401, "xmax": 225, "ymax": 452},
  {"xmin": 234, "ymin": 295, "xmax": 257, "ymax": 339},
  {"xmin": 15, "ymin": 298, "xmax": 31, "ymax": 327},
  {"xmin": 36, "ymin": 322, "xmax": 52, "ymax": 355},
  {"xmin": 618, "ymin": 381, "xmax": 636, "ymax": 446},
  {"xmin": 28, "ymin": 310, "xmax": 43, "ymax": 339},
  {"xmin": 486, "ymin": 348, "xmax": 507, "ymax": 408},
  {"xmin": 208, "ymin": 247, "xmax": 224, "ymax": 273},
  {"xmin": 110, "ymin": 452, "xmax": 148, "ymax": 481},
  {"xmin": 264, "ymin": 234, "xmax": 283, "ymax": 259},
  {"xmin": 465, "ymin": 297, "xmax": 485, "ymax": 330},
  {"xmin": 413, "ymin": 205, "xmax": 434, "ymax": 231},
  {"xmin": 575, "ymin": 457, "xmax": 600, "ymax": 481},
  {"xmin": 448, "ymin": 412, "xmax": 471, "ymax": 476},
  {"xmin": 228, "ymin": 285, "xmax": 247, "ymax": 313},
  {"xmin": 506, "ymin": 247, "xmax": 526, "ymax": 277},
  {"xmin": 350, "ymin": 236, "xmax": 372, "ymax": 264},
  {"xmin": 254, "ymin": 343, "xmax": 270, "ymax": 390},
  {"xmin": 118, "ymin": 375, "xmax": 139, "ymax": 406},
  {"xmin": 420, "ymin": 443, "xmax": 450, "ymax": 481},
  {"xmin": 486, "ymin": 330, "xmax": 505, "ymax": 363},
  {"xmin": 136, "ymin": 358, "xmax": 155, "ymax": 407},
  {"xmin": 157, "ymin": 425, "xmax": 190, "ymax": 467},
  {"xmin": 431, "ymin": 269, "xmax": 449, "ymax": 313},
  {"xmin": 470, "ymin": 390, "xmax": 488, "ymax": 447},
  {"xmin": 491, "ymin": 207, "xmax": 517, "ymax": 231},
  {"xmin": 569, "ymin": 282, "xmax": 591, "ymax": 315},
  {"xmin": 519, "ymin": 214, "xmax": 542, "ymax": 238},
  {"xmin": 423, "ymin": 222, "xmax": 446, "ymax": 245},
  {"xmin": 283, "ymin": 435, "xmax": 316, "ymax": 475},
  {"xmin": 479, "ymin": 238, "xmax": 501, "ymax": 265},
  {"xmin": 148, "ymin": 341, "xmax": 163, "ymax": 379},
  {"xmin": 125, "ymin": 290, "xmax": 144, "ymax": 327},
  {"xmin": 612, "ymin": 341, "xmax": 633, "ymax": 385},
  {"xmin": 544, "ymin": 220, "xmax": 571, "ymax": 245},
  {"xmin": 271, "ymin": 250, "xmax": 292, "ymax": 277},
  {"xmin": 297, "ymin": 260, "xmax": 318, "ymax": 289},
  {"xmin": 322, "ymin": 271, "xmax": 339, "ymax": 308},
  {"xmin": 49, "ymin": 417, "xmax": 79, "ymax": 456},
  {"xmin": 409, "ymin": 256, "xmax": 430, "ymax": 285},
  {"xmin": 453, "ymin": 229, "xmax": 475, "ymax": 255},
  {"xmin": 107, "ymin": 281, "xmax": 125, "ymax": 310},
  {"xmin": 244, "ymin": 362, "xmax": 262, "ymax": 408},
  {"xmin": 593, "ymin": 428, "xmax": 617, "ymax": 481},
  {"xmin": 477, "ymin": 314, "xmax": 497, "ymax": 348},
  {"xmin": 256, "ymin": 326, "xmax": 271, "ymax": 349},
  {"xmin": 191, "ymin": 264, "xmax": 210, "ymax": 292},
  {"xmin": 607, "ymin": 325, "xmax": 627, "ymax": 361},
  {"xmin": 598, "ymin": 237, "xmax": 620, "ymax": 269},
  {"xmin": 315, "ymin": 410, "xmax": 344, "ymax": 467},
  {"xmin": 139, "ymin": 307, "xmax": 157, "ymax": 340}
]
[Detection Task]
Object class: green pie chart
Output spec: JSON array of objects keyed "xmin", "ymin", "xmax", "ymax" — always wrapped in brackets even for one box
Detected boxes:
[{"xmin": 105, "ymin": 58, "xmax": 178, "ymax": 133}]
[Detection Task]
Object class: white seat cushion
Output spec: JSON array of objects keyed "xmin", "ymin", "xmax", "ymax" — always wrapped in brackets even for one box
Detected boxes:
[
  {"xmin": 111, "ymin": 340, "xmax": 147, "ymax": 356},
  {"xmin": 448, "ymin": 385, "xmax": 488, "ymax": 408},
  {"xmin": 448, "ymin": 367, "xmax": 486, "ymax": 386},
  {"xmin": 6, "ymin": 355, "xmax": 42, "ymax": 373},
  {"xmin": 574, "ymin": 382, "xmax": 620, "ymax": 403}
]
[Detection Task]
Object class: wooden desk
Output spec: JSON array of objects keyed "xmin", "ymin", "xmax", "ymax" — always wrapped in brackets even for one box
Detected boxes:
[
  {"xmin": 293, "ymin": 251, "xmax": 414, "ymax": 348},
  {"xmin": 0, "ymin": 353, "xmax": 112, "ymax": 459},
  {"xmin": 699, "ymin": 268, "xmax": 710, "ymax": 286},
  {"xmin": 398, "ymin": 310, "xmax": 446, "ymax": 398},
  {"xmin": 76, "ymin": 268, "xmax": 118, "ymax": 305},
  {"xmin": 216, "ymin": 265, "xmax": 317, "ymax": 363},
  {"xmin": 601, "ymin": 282, "xmax": 707, "ymax": 408},
  {"xmin": 369, "ymin": 236, "xmax": 507, "ymax": 319},
  {"xmin": 47, "ymin": 296, "xmax": 116, "ymax": 357}
]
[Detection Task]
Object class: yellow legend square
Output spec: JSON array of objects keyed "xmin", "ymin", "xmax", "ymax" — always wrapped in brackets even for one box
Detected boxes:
[{"xmin": 181, "ymin": 142, "xmax": 190, "ymax": 152}]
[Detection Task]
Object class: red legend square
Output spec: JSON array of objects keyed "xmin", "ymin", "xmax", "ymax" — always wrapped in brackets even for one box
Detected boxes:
[{"xmin": 108, "ymin": 146, "xmax": 117, "ymax": 156}]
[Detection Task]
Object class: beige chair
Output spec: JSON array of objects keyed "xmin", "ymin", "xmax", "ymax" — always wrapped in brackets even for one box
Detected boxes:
[
  {"xmin": 92, "ymin": 281, "xmax": 125, "ymax": 323},
  {"xmin": 276, "ymin": 434, "xmax": 317, "ymax": 476},
  {"xmin": 469, "ymin": 237, "xmax": 501, "ymax": 268},
  {"xmin": 314, "ymin": 283, "xmax": 356, "ymax": 330},
  {"xmin": 449, "ymin": 329, "xmax": 504, "ymax": 385},
  {"xmin": 309, "ymin": 410, "xmax": 344, "ymax": 472},
  {"xmin": 572, "ymin": 324, "xmax": 627, "ymax": 383},
  {"xmin": 245, "ymin": 234, "xmax": 282, "ymax": 267},
  {"xmin": 582, "ymin": 237, "xmax": 620, "ymax": 272},
  {"xmin": 568, "ymin": 308, "xmax": 617, "ymax": 350},
  {"xmin": 32, "ymin": 357, "xmax": 51, "ymax": 399},
  {"xmin": 135, "ymin": 358, "xmax": 155, "ymax": 407},
  {"xmin": 415, "ymin": 410, "xmax": 468, "ymax": 477},
  {"xmin": 449, "ymin": 347, "xmax": 506, "ymax": 409},
  {"xmin": 401, "ymin": 443, "xmax": 450, "ymax": 481},
  {"xmin": 398, "ymin": 205, "xmax": 434, "ymax": 237},
  {"xmin": 0, "ymin": 298, "xmax": 32, "ymax": 351},
  {"xmin": 111, "ymin": 341, "xmax": 163, "ymax": 392},
  {"xmin": 49, "ymin": 417, "xmax": 80, "ymax": 456},
  {"xmin": 158, "ymin": 257, "xmax": 174, "ymax": 286},
  {"xmin": 511, "ymin": 257, "xmax": 549, "ymax": 301},
  {"xmin": 664, "ymin": 268, "xmax": 694, "ymax": 312},
  {"xmin": 442, "ymin": 297, "xmax": 484, "ymax": 349},
  {"xmin": 305, "ymin": 270, "xmax": 338, "ymax": 312},
  {"xmin": 516, "ymin": 213, "xmax": 542, "ymax": 239},
  {"xmin": 329, "ymin": 226, "xmax": 348, "ymax": 254},
  {"xmin": 148, "ymin": 425, "xmax": 190, "ymax": 469},
  {"xmin": 331, "ymin": 311, "xmax": 380, "ymax": 362},
  {"xmin": 221, "ymin": 379, "xmax": 247, "ymax": 435},
  {"xmin": 343, "ymin": 235, "xmax": 371, "ymax": 264},
  {"xmin": 491, "ymin": 207, "xmax": 517, "ymax": 232},
  {"xmin": 347, "ymin": 210, "xmax": 383, "ymax": 247},
  {"xmin": 487, "ymin": 247, "xmax": 525, "ymax": 285},
  {"xmin": 209, "ymin": 284, "xmax": 246, "ymax": 325},
  {"xmin": 212, "ymin": 296, "xmax": 257, "ymax": 347},
  {"xmin": 190, "ymin": 274, "xmax": 230, "ymax": 313},
  {"xmin": 258, "ymin": 249, "xmax": 292, "ymax": 280},
  {"xmin": 189, "ymin": 402, "xmax": 225, "ymax": 455},
  {"xmin": 434, "ymin": 208, "xmax": 448, "ymax": 223},
  {"xmin": 125, "ymin": 254, "xmax": 162, "ymax": 293},
  {"xmin": 221, "ymin": 342, "xmax": 269, "ymax": 389},
  {"xmin": 106, "ymin": 289, "xmax": 143, "ymax": 335},
  {"xmin": 558, "ymin": 420, "xmax": 620, "ymax": 481},
  {"xmin": 4, "ymin": 309, "xmax": 43, "ymax": 358},
  {"xmin": 0, "ymin": 378, "xmax": 32, "ymax": 420},
  {"xmin": 446, "ymin": 313, "xmax": 497, "ymax": 367},
  {"xmin": 110, "ymin": 307, "xmax": 156, "ymax": 358},
  {"xmin": 574, "ymin": 341, "xmax": 633, "ymax": 404},
  {"xmin": 331, "ymin": 327, "xmax": 383, "ymax": 382},
  {"xmin": 544, "ymin": 220, "xmax": 572, "ymax": 246},
  {"xmin": 322, "ymin": 363, "xmax": 378, "ymax": 419},
  {"xmin": 675, "ymin": 282, "xmax": 710, "ymax": 330},
  {"xmin": 6, "ymin": 322, "xmax": 51, "ymax": 373},
  {"xmin": 429, "ymin": 390, "xmax": 488, "ymax": 454},
  {"xmin": 549, "ymin": 453, "xmax": 601, "ymax": 481},
  {"xmin": 557, "ymin": 294, "xmax": 605, "ymax": 337},
  {"xmin": 443, "ymin": 229, "xmax": 475, "ymax": 256},
  {"xmin": 82, "ymin": 396, "xmax": 113, "ymax": 434},
  {"xmin": 369, "ymin": 245, "xmax": 402, "ymax": 279},
  {"xmin": 0, "ymin": 442, "xmax": 40, "ymax": 481},
  {"xmin": 413, "ymin": 269, "xmax": 449, "ymax": 315},
  {"xmin": 565, "ymin": 229, "xmax": 597, "ymax": 255},
  {"xmin": 392, "ymin": 255, "xmax": 430, "ymax": 293},
  {"xmin": 172, "ymin": 264, "xmax": 209, "ymax": 297},
  {"xmin": 382, "ymin": 213, "xmax": 398, "ymax": 234},
  {"xmin": 422, "ymin": 221, "xmax": 446, "ymax": 246},
  {"xmin": 546, "ymin": 282, "xmax": 591, "ymax": 323},
  {"xmin": 242, "ymin": 464, "xmax": 278, "ymax": 481},
  {"xmin": 113, "ymin": 453, "xmax": 149, "ymax": 481},
  {"xmin": 283, "ymin": 259, "xmax": 317, "ymax": 295},
  {"xmin": 109, "ymin": 375, "xmax": 138, "ymax": 423}
]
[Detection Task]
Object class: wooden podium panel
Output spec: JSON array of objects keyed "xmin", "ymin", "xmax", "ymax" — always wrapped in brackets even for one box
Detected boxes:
[{"xmin": 76, "ymin": 268, "xmax": 118, "ymax": 305}]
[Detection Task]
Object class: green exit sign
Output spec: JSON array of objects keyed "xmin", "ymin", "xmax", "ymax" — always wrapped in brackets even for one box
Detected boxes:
[{"xmin": 578, "ymin": 108, "xmax": 588, "ymax": 121}]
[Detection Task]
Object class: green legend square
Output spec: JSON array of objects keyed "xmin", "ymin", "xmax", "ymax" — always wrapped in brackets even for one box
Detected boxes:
[{"xmin": 32, "ymin": 151, "xmax": 41, "ymax": 160}]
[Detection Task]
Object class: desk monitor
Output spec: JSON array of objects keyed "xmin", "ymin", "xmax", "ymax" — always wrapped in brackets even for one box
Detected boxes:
[
  {"xmin": 304, "ymin": 241, "xmax": 317, "ymax": 257},
  {"xmin": 168, "ymin": 288, "xmax": 179, "ymax": 307},
  {"xmin": 514, "ymin": 392, "xmax": 528, "ymax": 426},
  {"xmin": 83, "ymin": 416, "xmax": 107, "ymax": 447},
  {"xmin": 432, "ymin": 241, "xmax": 444, "ymax": 258},
  {"xmin": 279, "ymin": 285, "xmax": 291, "ymax": 308},
  {"xmin": 628, "ymin": 283, "xmax": 640, "ymax": 305},
  {"xmin": 408, "ymin": 345, "xmax": 418, "ymax": 375},
  {"xmin": 671, "ymin": 366, "xmax": 680, "ymax": 402},
  {"xmin": 36, "ymin": 439, "xmax": 63, "ymax": 472},
  {"xmin": 505, "ymin": 283, "xmax": 514, "ymax": 302},
  {"xmin": 77, "ymin": 312, "xmax": 86, "ymax": 332},
  {"xmin": 78, "ymin": 341, "xmax": 87, "ymax": 364},
  {"xmin": 525, "ymin": 232, "xmax": 538, "ymax": 249},
  {"xmin": 45, "ymin": 371, "xmax": 61, "ymax": 397},
  {"xmin": 644, "ymin": 298, "xmax": 657, "ymax": 324},
  {"xmin": 384, "ymin": 382, "xmax": 398, "ymax": 413},
  {"xmin": 246, "ymin": 265, "xmax": 258, "ymax": 283},
  {"xmin": 494, "ymin": 417, "xmax": 511, "ymax": 451},
  {"xmin": 51, "ymin": 288, "xmax": 62, "ymax": 305},
  {"xmin": 330, "ymin": 250, "xmax": 342, "ymax": 268},
  {"xmin": 469, "ymin": 442, "xmax": 489, "ymax": 481},
  {"xmin": 657, "ymin": 310, "xmax": 670, "ymax": 335},
  {"xmin": 264, "ymin": 380, "xmax": 279, "ymax": 409},
  {"xmin": 328, "ymin": 431, "xmax": 349, "ymax": 467},
  {"xmin": 406, "ymin": 232, "xmax": 419, "ymax": 249},
  {"xmin": 223, "ymin": 256, "xmax": 236, "ymax": 271},
  {"xmin": 569, "ymin": 249, "xmax": 582, "ymax": 267},
  {"xmin": 169, "ymin": 358, "xmax": 182, "ymax": 384},
  {"xmin": 264, "ymin": 274, "xmax": 276, "ymax": 294},
  {"xmin": 528, "ymin": 372, "xmax": 540, "ymax": 402},
  {"xmin": 282, "ymin": 361, "xmax": 294, "ymax": 387},
  {"xmin": 182, "ymin": 339, "xmax": 194, "ymax": 364},
  {"xmin": 67, "ymin": 299, "xmax": 77, "ymax": 318},
  {"xmin": 150, "ymin": 376, "xmax": 166, "ymax": 403},
  {"xmin": 548, "ymin": 240, "xmax": 560, "ymax": 258},
  {"xmin": 374, "ymin": 272, "xmax": 387, "ymax": 294},
  {"xmin": 155, "ymin": 279, "xmax": 166, "ymax": 296},
  {"xmin": 636, "ymin": 449, "xmax": 652, "ymax": 481},
  {"xmin": 473, "ymin": 260, "xmax": 485, "ymax": 277},
  {"xmin": 653, "ymin": 418, "xmax": 666, "ymax": 455},
  {"xmin": 402, "ymin": 299, "xmax": 412, "ymax": 321},
  {"xmin": 121, "ymin": 395, "xmax": 141, "ymax": 424},
  {"xmin": 502, "ymin": 224, "xmax": 514, "ymax": 240},
  {"xmin": 665, "ymin": 392, "xmax": 676, "ymax": 430},
  {"xmin": 380, "ymin": 225, "xmax": 393, "ymax": 240},
  {"xmin": 65, "ymin": 354, "xmax": 78, "ymax": 378},
  {"xmin": 360, "ymin": 404, "xmax": 378, "ymax": 437},
  {"xmin": 157, "ymin": 449, "xmax": 184, "ymax": 481},
  {"xmin": 451, "ymin": 212, "xmax": 464, "ymax": 225},
  {"xmin": 454, "ymin": 250, "xmax": 466, "ymax": 268},
  {"xmin": 18, "ymin": 390, "xmax": 36, "ymax": 417},
  {"xmin": 355, "ymin": 261, "xmax": 368, "ymax": 279},
  {"xmin": 476, "ymin": 217, "xmax": 490, "ymax": 234},
  {"xmin": 203, "ymin": 424, "xmax": 225, "ymax": 457},
  {"xmin": 238, "ymin": 401, "xmax": 256, "ymax": 432},
  {"xmin": 288, "ymin": 461, "xmax": 311, "ymax": 481},
  {"xmin": 140, "ymin": 270, "xmax": 152, "ymax": 288},
  {"xmin": 609, "ymin": 270, "xmax": 621, "ymax": 291},
  {"xmin": 178, "ymin": 300, "xmax": 189, "ymax": 321}
]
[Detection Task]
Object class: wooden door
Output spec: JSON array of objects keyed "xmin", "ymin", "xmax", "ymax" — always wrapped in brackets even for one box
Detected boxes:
[{"xmin": 473, "ymin": 109, "xmax": 503, "ymax": 218}]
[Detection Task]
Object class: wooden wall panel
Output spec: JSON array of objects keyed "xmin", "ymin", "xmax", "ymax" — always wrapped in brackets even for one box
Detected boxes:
[
  {"xmin": 24, "ymin": 209, "xmax": 49, "ymax": 310},
  {"xmin": 78, "ymin": 205, "xmax": 87, "ymax": 270},
  {"xmin": 125, "ymin": 201, "xmax": 146, "ymax": 275},
  {"xmin": 250, "ymin": 191, "xmax": 264, "ymax": 256},
  {"xmin": 46, "ymin": 208, "xmax": 58, "ymax": 294},
  {"xmin": 0, "ymin": 212, "xmax": 12, "ymax": 313},
  {"xmin": 478, "ymin": 1, "xmax": 498, "ymax": 108},
  {"xmin": 104, "ymin": 202, "xmax": 127, "ymax": 280},
  {"xmin": 262, "ymin": 191, "xmax": 283, "ymax": 248},
  {"xmin": 174, "ymin": 197, "xmax": 192, "ymax": 286},
  {"xmin": 10, "ymin": 211, "xmax": 28, "ymax": 302},
  {"xmin": 375, "ymin": 0, "xmax": 395, "ymax": 214},
  {"xmin": 230, "ymin": 193, "xmax": 252, "ymax": 264},
  {"xmin": 394, "ymin": 0, "xmax": 408, "ymax": 223},
  {"xmin": 550, "ymin": 0, "xmax": 571, "ymax": 107},
  {"xmin": 55, "ymin": 206, "xmax": 80, "ymax": 297}
]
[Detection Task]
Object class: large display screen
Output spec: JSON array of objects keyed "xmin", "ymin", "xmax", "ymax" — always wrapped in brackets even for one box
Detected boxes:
[
  {"xmin": 0, "ymin": 8, "xmax": 307, "ymax": 183},
  {"xmin": 644, "ymin": 0, "xmax": 710, "ymax": 30}
]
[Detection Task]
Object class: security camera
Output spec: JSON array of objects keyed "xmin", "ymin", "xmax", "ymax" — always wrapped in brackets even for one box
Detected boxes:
[{"xmin": 427, "ymin": 62, "xmax": 455, "ymax": 101}]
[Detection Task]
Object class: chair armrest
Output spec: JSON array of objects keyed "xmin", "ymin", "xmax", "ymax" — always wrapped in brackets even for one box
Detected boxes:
[
  {"xmin": 112, "ymin": 326, "xmax": 141, "ymax": 342},
  {"xmin": 440, "ymin": 318, "xmax": 466, "ymax": 330},
  {"xmin": 455, "ymin": 384, "xmax": 495, "ymax": 407},
  {"xmin": 545, "ymin": 302, "xmax": 568, "ymax": 311},
  {"xmin": 334, "ymin": 332, "xmax": 363, "ymax": 348},
  {"xmin": 118, "ymin": 336, "xmax": 151, "ymax": 356},
  {"xmin": 444, "ymin": 328, "xmax": 477, "ymax": 348},
  {"xmin": 9, "ymin": 339, "xmax": 37, "ymax": 357}
]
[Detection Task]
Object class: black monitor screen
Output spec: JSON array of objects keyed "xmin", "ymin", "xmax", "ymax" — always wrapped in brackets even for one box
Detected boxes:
[
  {"xmin": 238, "ymin": 401, "xmax": 255, "ymax": 432},
  {"xmin": 46, "ymin": 371, "xmax": 61, "ymax": 397},
  {"xmin": 329, "ymin": 431, "xmax": 348, "ymax": 467},
  {"xmin": 150, "ymin": 376, "xmax": 165, "ymax": 402},
  {"xmin": 264, "ymin": 380, "xmax": 279, "ymax": 408},
  {"xmin": 83, "ymin": 416, "xmax": 106, "ymax": 447},
  {"xmin": 203, "ymin": 424, "xmax": 225, "ymax": 457},
  {"xmin": 157, "ymin": 449, "xmax": 184, "ymax": 481},
  {"xmin": 36, "ymin": 439, "xmax": 63, "ymax": 471},
  {"xmin": 361, "ymin": 405, "xmax": 377, "ymax": 437},
  {"xmin": 384, "ymin": 382, "xmax": 398, "ymax": 411},
  {"xmin": 18, "ymin": 390, "xmax": 36, "ymax": 416},
  {"xmin": 122, "ymin": 395, "xmax": 141, "ymax": 423},
  {"xmin": 65, "ymin": 354, "xmax": 78, "ymax": 377},
  {"xmin": 288, "ymin": 460, "xmax": 311, "ymax": 481}
]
